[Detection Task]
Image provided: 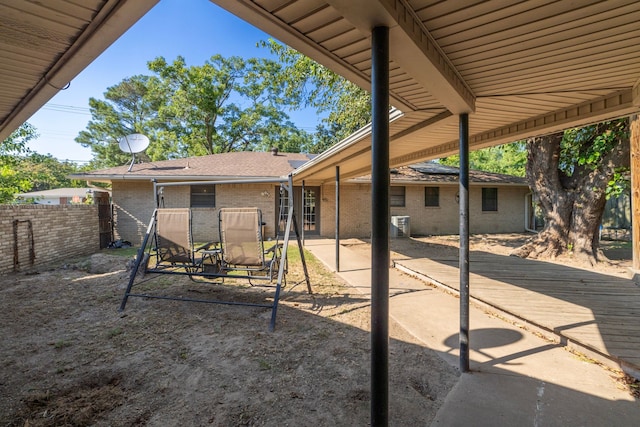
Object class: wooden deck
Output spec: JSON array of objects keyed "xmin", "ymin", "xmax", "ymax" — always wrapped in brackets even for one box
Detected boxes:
[{"xmin": 395, "ymin": 251, "xmax": 640, "ymax": 376}]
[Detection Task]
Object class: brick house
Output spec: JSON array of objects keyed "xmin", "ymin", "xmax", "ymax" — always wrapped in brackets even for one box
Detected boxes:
[
  {"xmin": 15, "ymin": 188, "xmax": 104, "ymax": 205},
  {"xmin": 71, "ymin": 152, "xmax": 530, "ymax": 246},
  {"xmin": 322, "ymin": 162, "xmax": 530, "ymax": 238}
]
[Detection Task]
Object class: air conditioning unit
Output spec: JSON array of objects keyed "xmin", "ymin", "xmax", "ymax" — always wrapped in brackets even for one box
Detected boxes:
[{"xmin": 390, "ymin": 215, "xmax": 410, "ymax": 238}]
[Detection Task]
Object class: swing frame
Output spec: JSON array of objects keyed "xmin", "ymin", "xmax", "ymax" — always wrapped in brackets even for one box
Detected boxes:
[{"xmin": 118, "ymin": 174, "xmax": 312, "ymax": 331}]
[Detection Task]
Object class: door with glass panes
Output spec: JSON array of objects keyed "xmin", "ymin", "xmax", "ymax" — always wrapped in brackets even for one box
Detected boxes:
[{"xmin": 276, "ymin": 186, "xmax": 320, "ymax": 235}]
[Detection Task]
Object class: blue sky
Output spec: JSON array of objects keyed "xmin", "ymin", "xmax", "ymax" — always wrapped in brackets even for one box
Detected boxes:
[{"xmin": 26, "ymin": 0, "xmax": 321, "ymax": 163}]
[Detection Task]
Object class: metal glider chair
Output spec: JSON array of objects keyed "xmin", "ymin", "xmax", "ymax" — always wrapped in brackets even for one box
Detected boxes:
[
  {"xmin": 218, "ymin": 207, "xmax": 284, "ymax": 285},
  {"xmin": 120, "ymin": 203, "xmax": 309, "ymax": 331},
  {"xmin": 150, "ymin": 208, "xmax": 206, "ymax": 276}
]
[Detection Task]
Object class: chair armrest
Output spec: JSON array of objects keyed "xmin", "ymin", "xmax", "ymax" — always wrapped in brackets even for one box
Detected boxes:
[{"xmin": 264, "ymin": 242, "xmax": 283, "ymax": 254}]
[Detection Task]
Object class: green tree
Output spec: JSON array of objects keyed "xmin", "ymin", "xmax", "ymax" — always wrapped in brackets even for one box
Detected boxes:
[
  {"xmin": 1, "ymin": 123, "xmax": 38, "ymax": 203},
  {"xmin": 260, "ymin": 39, "xmax": 371, "ymax": 152},
  {"xmin": 512, "ymin": 118, "xmax": 630, "ymax": 264},
  {"xmin": 78, "ymin": 56, "xmax": 315, "ymax": 166},
  {"xmin": 76, "ymin": 75, "xmax": 164, "ymax": 167},
  {"xmin": 439, "ymin": 141, "xmax": 527, "ymax": 177},
  {"xmin": 19, "ymin": 154, "xmax": 84, "ymax": 192},
  {"xmin": 148, "ymin": 55, "xmax": 311, "ymax": 155},
  {"xmin": 1, "ymin": 123, "xmax": 84, "ymax": 203}
]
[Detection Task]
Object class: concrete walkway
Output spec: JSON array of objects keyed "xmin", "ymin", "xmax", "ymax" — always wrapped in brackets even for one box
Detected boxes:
[{"xmin": 303, "ymin": 239, "xmax": 639, "ymax": 426}]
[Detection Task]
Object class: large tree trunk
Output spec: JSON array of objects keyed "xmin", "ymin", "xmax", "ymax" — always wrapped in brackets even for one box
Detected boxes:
[
  {"xmin": 512, "ymin": 124, "xmax": 630, "ymax": 265},
  {"xmin": 512, "ymin": 133, "xmax": 574, "ymax": 259}
]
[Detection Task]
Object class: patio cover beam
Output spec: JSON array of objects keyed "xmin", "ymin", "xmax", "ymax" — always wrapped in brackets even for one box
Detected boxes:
[
  {"xmin": 294, "ymin": 87, "xmax": 639, "ymax": 186},
  {"xmin": 293, "ymin": 111, "xmax": 457, "ymax": 185},
  {"xmin": 212, "ymin": 0, "xmax": 412, "ymax": 112},
  {"xmin": 327, "ymin": 0, "xmax": 475, "ymax": 114},
  {"xmin": 470, "ymin": 90, "xmax": 638, "ymax": 148},
  {"xmin": 390, "ymin": 90, "xmax": 639, "ymax": 164}
]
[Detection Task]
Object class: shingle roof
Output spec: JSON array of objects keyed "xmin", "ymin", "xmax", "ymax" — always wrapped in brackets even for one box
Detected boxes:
[
  {"xmin": 354, "ymin": 161, "xmax": 527, "ymax": 185},
  {"xmin": 70, "ymin": 152, "xmax": 316, "ymax": 181},
  {"xmin": 70, "ymin": 154, "xmax": 526, "ymax": 186},
  {"xmin": 407, "ymin": 162, "xmax": 527, "ymax": 184}
]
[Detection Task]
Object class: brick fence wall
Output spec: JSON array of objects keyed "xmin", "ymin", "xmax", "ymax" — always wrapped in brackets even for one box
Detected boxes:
[{"xmin": 0, "ymin": 205, "xmax": 99, "ymax": 274}]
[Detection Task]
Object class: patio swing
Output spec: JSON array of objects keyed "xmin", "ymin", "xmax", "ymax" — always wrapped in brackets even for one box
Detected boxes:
[{"xmin": 119, "ymin": 175, "xmax": 312, "ymax": 331}]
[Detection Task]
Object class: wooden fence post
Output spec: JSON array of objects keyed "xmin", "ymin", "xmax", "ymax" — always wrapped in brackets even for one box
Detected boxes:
[{"xmin": 631, "ymin": 114, "xmax": 639, "ymax": 276}]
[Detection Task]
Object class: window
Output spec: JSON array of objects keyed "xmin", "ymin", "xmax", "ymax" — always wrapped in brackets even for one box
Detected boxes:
[
  {"xmin": 390, "ymin": 186, "xmax": 405, "ymax": 207},
  {"xmin": 482, "ymin": 187, "xmax": 498, "ymax": 211},
  {"xmin": 191, "ymin": 185, "xmax": 215, "ymax": 207},
  {"xmin": 424, "ymin": 187, "xmax": 439, "ymax": 207}
]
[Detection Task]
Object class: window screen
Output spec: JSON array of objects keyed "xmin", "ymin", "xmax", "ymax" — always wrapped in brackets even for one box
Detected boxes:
[
  {"xmin": 191, "ymin": 185, "xmax": 215, "ymax": 207},
  {"xmin": 482, "ymin": 187, "xmax": 498, "ymax": 211},
  {"xmin": 390, "ymin": 186, "xmax": 405, "ymax": 207},
  {"xmin": 424, "ymin": 187, "xmax": 439, "ymax": 207}
]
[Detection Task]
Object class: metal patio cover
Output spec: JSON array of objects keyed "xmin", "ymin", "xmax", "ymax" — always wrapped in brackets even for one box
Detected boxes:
[
  {"xmin": 210, "ymin": 0, "xmax": 640, "ymax": 184},
  {"xmin": 0, "ymin": 0, "xmax": 160, "ymax": 142},
  {"xmin": 1, "ymin": 0, "xmax": 639, "ymax": 180}
]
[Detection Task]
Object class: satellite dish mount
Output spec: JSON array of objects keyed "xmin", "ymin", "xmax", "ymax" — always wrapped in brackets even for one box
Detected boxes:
[{"xmin": 118, "ymin": 134, "xmax": 149, "ymax": 172}]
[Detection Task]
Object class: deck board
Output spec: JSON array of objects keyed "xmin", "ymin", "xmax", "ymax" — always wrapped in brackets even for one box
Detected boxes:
[{"xmin": 396, "ymin": 252, "xmax": 640, "ymax": 373}]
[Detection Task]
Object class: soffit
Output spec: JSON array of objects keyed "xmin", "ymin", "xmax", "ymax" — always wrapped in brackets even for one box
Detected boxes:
[
  {"xmin": 212, "ymin": 0, "xmax": 640, "ymax": 184},
  {"xmin": 0, "ymin": 0, "xmax": 159, "ymax": 141},
  {"xmin": 2, "ymin": 0, "xmax": 639, "ymax": 181}
]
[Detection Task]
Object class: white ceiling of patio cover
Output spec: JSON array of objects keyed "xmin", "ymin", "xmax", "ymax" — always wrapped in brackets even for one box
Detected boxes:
[
  {"xmin": 1, "ymin": 0, "xmax": 639, "ymax": 185},
  {"xmin": 212, "ymin": 0, "xmax": 640, "ymax": 184},
  {"xmin": 0, "ymin": 0, "xmax": 159, "ymax": 142}
]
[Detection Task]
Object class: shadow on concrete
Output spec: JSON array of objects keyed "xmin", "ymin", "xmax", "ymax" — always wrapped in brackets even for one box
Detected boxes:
[{"xmin": 391, "ymin": 238, "xmax": 640, "ymax": 378}]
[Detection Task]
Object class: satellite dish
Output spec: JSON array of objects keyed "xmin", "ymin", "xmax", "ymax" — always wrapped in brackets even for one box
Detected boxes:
[
  {"xmin": 118, "ymin": 133, "xmax": 149, "ymax": 172},
  {"xmin": 119, "ymin": 133, "xmax": 149, "ymax": 153}
]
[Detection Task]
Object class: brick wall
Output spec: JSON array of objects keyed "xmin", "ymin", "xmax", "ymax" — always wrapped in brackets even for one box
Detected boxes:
[
  {"xmin": 320, "ymin": 183, "xmax": 373, "ymax": 238},
  {"xmin": 112, "ymin": 179, "xmax": 529, "ymax": 244},
  {"xmin": 319, "ymin": 182, "xmax": 529, "ymax": 237},
  {"xmin": 113, "ymin": 181, "xmax": 279, "ymax": 246},
  {"xmin": 469, "ymin": 185, "xmax": 528, "ymax": 234},
  {"xmin": 112, "ymin": 181, "xmax": 155, "ymax": 245},
  {"xmin": 0, "ymin": 205, "xmax": 99, "ymax": 274}
]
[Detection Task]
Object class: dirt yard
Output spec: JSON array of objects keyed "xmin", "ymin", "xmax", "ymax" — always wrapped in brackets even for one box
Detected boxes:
[
  {"xmin": 0, "ymin": 245, "xmax": 459, "ymax": 426},
  {"xmin": 1, "ymin": 234, "xmax": 633, "ymax": 426}
]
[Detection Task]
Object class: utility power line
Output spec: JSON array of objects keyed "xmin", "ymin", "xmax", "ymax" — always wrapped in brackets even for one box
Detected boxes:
[{"xmin": 41, "ymin": 103, "xmax": 91, "ymax": 115}]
